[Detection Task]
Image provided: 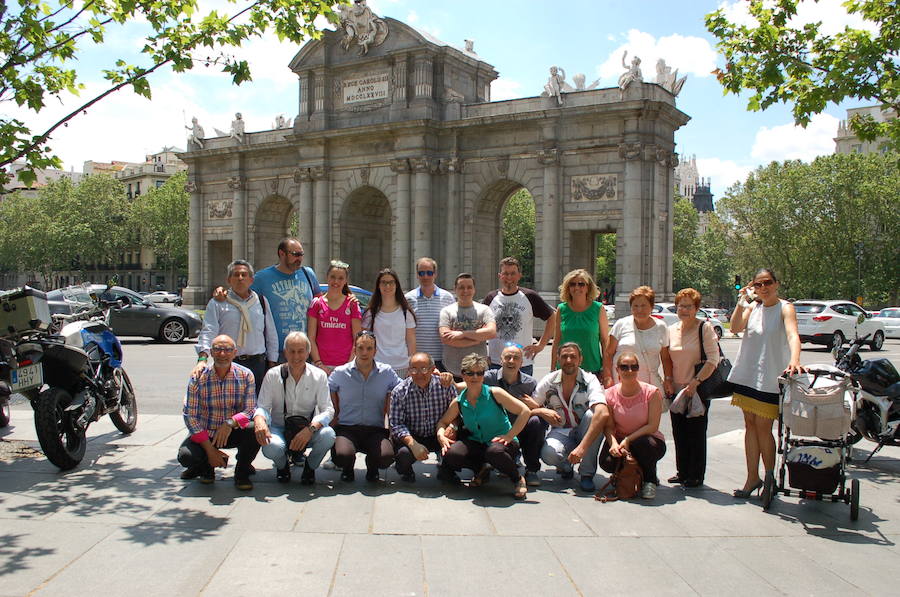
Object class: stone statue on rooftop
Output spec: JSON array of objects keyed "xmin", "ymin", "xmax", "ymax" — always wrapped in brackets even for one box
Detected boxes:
[
  {"xmin": 573, "ymin": 73, "xmax": 600, "ymax": 91},
  {"xmin": 339, "ymin": 0, "xmax": 388, "ymax": 56},
  {"xmin": 230, "ymin": 112, "xmax": 245, "ymax": 144},
  {"xmin": 655, "ymin": 58, "xmax": 687, "ymax": 96},
  {"xmin": 186, "ymin": 116, "xmax": 205, "ymax": 149},
  {"xmin": 274, "ymin": 114, "xmax": 291, "ymax": 129},
  {"xmin": 542, "ymin": 66, "xmax": 575, "ymax": 106},
  {"xmin": 618, "ymin": 51, "xmax": 643, "ymax": 95}
]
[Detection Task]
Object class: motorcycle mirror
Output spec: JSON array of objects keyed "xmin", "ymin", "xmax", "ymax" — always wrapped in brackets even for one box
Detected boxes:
[{"xmin": 106, "ymin": 275, "xmax": 118, "ymax": 292}]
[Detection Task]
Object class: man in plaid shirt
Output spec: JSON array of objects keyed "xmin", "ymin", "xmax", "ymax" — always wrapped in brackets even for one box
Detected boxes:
[
  {"xmin": 177, "ymin": 334, "xmax": 260, "ymax": 489},
  {"xmin": 389, "ymin": 352, "xmax": 459, "ymax": 483}
]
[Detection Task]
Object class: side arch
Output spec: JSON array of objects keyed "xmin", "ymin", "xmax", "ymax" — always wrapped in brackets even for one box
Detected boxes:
[
  {"xmin": 252, "ymin": 194, "xmax": 293, "ymax": 270},
  {"xmin": 472, "ymin": 178, "xmax": 535, "ymax": 291},
  {"xmin": 336, "ymin": 185, "xmax": 392, "ymax": 289}
]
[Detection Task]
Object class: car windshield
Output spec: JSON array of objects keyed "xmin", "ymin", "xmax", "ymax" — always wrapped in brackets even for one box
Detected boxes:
[
  {"xmin": 876, "ymin": 308, "xmax": 900, "ymax": 318},
  {"xmin": 793, "ymin": 303, "xmax": 825, "ymax": 314}
]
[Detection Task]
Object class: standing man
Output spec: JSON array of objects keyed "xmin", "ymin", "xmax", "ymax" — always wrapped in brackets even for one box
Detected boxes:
[
  {"xmin": 389, "ymin": 352, "xmax": 459, "ymax": 483},
  {"xmin": 439, "ymin": 273, "xmax": 497, "ymax": 380},
  {"xmin": 483, "ymin": 344, "xmax": 547, "ymax": 486},
  {"xmin": 250, "ymin": 237, "xmax": 320, "ymax": 358},
  {"xmin": 405, "ymin": 257, "xmax": 455, "ymax": 370},
  {"xmin": 194, "ymin": 260, "xmax": 278, "ymax": 394},
  {"xmin": 483, "ymin": 257, "xmax": 555, "ymax": 375},
  {"xmin": 534, "ymin": 342, "xmax": 606, "ymax": 492},
  {"xmin": 178, "ymin": 334, "xmax": 260, "ymax": 490},
  {"xmin": 254, "ymin": 332, "xmax": 335, "ymax": 485}
]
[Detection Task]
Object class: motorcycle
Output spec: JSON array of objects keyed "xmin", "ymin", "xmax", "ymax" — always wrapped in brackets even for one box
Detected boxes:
[
  {"xmin": 833, "ymin": 333, "xmax": 900, "ymax": 462},
  {"xmin": 0, "ymin": 283, "xmax": 138, "ymax": 470}
]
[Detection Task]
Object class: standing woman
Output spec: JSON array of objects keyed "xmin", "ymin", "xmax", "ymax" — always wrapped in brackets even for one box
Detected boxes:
[
  {"xmin": 307, "ymin": 261, "xmax": 362, "ymax": 374},
  {"xmin": 729, "ymin": 268, "xmax": 803, "ymax": 501},
  {"xmin": 667, "ymin": 288, "xmax": 719, "ymax": 487},
  {"xmin": 604, "ymin": 286, "xmax": 673, "ymax": 395},
  {"xmin": 362, "ymin": 268, "xmax": 417, "ymax": 377},
  {"xmin": 550, "ymin": 269, "xmax": 609, "ymax": 380}
]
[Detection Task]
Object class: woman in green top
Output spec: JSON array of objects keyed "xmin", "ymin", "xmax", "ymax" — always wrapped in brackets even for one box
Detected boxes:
[
  {"xmin": 437, "ymin": 354, "xmax": 531, "ymax": 500},
  {"xmin": 550, "ymin": 269, "xmax": 610, "ymax": 383}
]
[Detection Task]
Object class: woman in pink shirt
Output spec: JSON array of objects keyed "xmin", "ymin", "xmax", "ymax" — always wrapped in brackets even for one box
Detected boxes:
[
  {"xmin": 307, "ymin": 261, "xmax": 362, "ymax": 373},
  {"xmin": 599, "ymin": 351, "xmax": 666, "ymax": 499}
]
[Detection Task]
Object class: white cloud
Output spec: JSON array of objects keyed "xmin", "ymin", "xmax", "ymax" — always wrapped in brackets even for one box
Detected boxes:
[
  {"xmin": 491, "ymin": 78, "xmax": 524, "ymax": 101},
  {"xmin": 750, "ymin": 112, "xmax": 840, "ymax": 162},
  {"xmin": 715, "ymin": 0, "xmax": 879, "ymax": 35},
  {"xmin": 405, "ymin": 9, "xmax": 442, "ymax": 39},
  {"xmin": 695, "ymin": 157, "xmax": 754, "ymax": 192},
  {"xmin": 596, "ymin": 30, "xmax": 718, "ymax": 82}
]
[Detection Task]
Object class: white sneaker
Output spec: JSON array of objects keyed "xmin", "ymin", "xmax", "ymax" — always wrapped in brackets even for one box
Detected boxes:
[{"xmin": 641, "ymin": 482, "xmax": 656, "ymax": 499}]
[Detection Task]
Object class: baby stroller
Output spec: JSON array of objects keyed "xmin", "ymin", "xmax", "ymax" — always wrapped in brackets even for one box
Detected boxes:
[{"xmin": 766, "ymin": 365, "xmax": 860, "ymax": 520}]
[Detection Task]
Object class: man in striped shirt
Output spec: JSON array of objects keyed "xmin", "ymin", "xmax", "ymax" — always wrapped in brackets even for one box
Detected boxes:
[
  {"xmin": 405, "ymin": 257, "xmax": 455, "ymax": 371},
  {"xmin": 178, "ymin": 334, "xmax": 260, "ymax": 489}
]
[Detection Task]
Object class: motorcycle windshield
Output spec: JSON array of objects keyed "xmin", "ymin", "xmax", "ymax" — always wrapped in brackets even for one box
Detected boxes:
[{"xmin": 58, "ymin": 284, "xmax": 94, "ymax": 310}]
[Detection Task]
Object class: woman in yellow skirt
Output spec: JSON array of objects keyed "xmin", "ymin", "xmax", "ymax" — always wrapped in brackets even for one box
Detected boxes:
[{"xmin": 727, "ymin": 268, "xmax": 803, "ymax": 502}]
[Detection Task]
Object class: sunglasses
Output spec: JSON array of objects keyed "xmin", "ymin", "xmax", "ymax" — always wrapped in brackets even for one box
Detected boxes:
[
  {"xmin": 462, "ymin": 369, "xmax": 485, "ymax": 377},
  {"xmin": 211, "ymin": 346, "xmax": 235, "ymax": 353},
  {"xmin": 286, "ymin": 250, "xmax": 304, "ymax": 257},
  {"xmin": 417, "ymin": 270, "xmax": 435, "ymax": 277},
  {"xmin": 617, "ymin": 363, "xmax": 640, "ymax": 372},
  {"xmin": 568, "ymin": 281, "xmax": 587, "ymax": 288},
  {"xmin": 752, "ymin": 279, "xmax": 775, "ymax": 289}
]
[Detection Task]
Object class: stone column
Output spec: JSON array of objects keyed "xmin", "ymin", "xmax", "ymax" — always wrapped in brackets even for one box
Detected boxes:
[
  {"xmin": 294, "ymin": 167, "xmax": 313, "ymax": 247},
  {"xmin": 311, "ymin": 166, "xmax": 329, "ymax": 275},
  {"xmin": 413, "ymin": 56, "xmax": 433, "ymax": 99},
  {"xmin": 445, "ymin": 157, "xmax": 463, "ymax": 280},
  {"xmin": 538, "ymin": 148, "xmax": 560, "ymax": 293},
  {"xmin": 229, "ymin": 175, "xmax": 246, "ymax": 260},
  {"xmin": 182, "ymin": 179, "xmax": 205, "ymax": 308},
  {"xmin": 617, "ymin": 141, "xmax": 644, "ymax": 312},
  {"xmin": 410, "ymin": 157, "xmax": 433, "ymax": 266},
  {"xmin": 390, "ymin": 159, "xmax": 412, "ymax": 288}
]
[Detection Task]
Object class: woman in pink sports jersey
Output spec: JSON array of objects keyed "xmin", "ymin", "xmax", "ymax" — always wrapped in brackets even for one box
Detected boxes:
[{"xmin": 307, "ymin": 261, "xmax": 362, "ymax": 374}]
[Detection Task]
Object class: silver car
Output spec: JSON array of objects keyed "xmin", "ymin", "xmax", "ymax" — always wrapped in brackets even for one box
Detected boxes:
[{"xmin": 874, "ymin": 307, "xmax": 900, "ymax": 339}]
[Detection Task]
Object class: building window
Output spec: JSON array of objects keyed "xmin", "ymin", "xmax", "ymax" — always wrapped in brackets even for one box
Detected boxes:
[
  {"xmin": 852, "ymin": 144, "xmax": 862, "ymax": 153},
  {"xmin": 156, "ymin": 180, "xmax": 164, "ymax": 188}
]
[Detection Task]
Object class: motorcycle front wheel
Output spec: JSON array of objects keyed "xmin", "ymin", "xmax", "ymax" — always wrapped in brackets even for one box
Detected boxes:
[
  {"xmin": 109, "ymin": 368, "xmax": 138, "ymax": 434},
  {"xmin": 34, "ymin": 387, "xmax": 87, "ymax": 470}
]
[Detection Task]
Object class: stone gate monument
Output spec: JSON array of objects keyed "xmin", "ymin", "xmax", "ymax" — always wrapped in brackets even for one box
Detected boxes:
[{"xmin": 180, "ymin": 10, "xmax": 689, "ymax": 313}]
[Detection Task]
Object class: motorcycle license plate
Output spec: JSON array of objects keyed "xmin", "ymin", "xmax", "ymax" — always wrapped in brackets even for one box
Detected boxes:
[{"xmin": 10, "ymin": 363, "xmax": 43, "ymax": 392}]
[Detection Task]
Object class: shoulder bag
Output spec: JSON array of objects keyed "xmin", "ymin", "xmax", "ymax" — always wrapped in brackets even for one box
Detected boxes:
[{"xmin": 695, "ymin": 323, "xmax": 733, "ymax": 400}]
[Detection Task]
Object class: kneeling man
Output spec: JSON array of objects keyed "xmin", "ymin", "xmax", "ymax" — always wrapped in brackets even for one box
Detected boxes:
[{"xmin": 254, "ymin": 332, "xmax": 335, "ymax": 484}]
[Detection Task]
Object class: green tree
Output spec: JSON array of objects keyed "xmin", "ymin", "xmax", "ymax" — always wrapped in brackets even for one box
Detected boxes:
[
  {"xmin": 594, "ymin": 233, "xmax": 616, "ymax": 300},
  {"xmin": 0, "ymin": 190, "xmax": 58, "ymax": 287},
  {"xmin": 716, "ymin": 152, "xmax": 900, "ymax": 306},
  {"xmin": 501, "ymin": 188, "xmax": 535, "ymax": 288},
  {"xmin": 673, "ymin": 194, "xmax": 701, "ymax": 291},
  {"xmin": 129, "ymin": 171, "xmax": 189, "ymax": 286},
  {"xmin": 706, "ymin": 0, "xmax": 899, "ymax": 149},
  {"xmin": 0, "ymin": 0, "xmax": 339, "ymax": 185}
]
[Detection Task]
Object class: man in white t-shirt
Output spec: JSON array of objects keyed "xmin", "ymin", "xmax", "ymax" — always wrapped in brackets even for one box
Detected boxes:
[
  {"xmin": 482, "ymin": 257, "xmax": 555, "ymax": 376},
  {"xmin": 439, "ymin": 273, "xmax": 497, "ymax": 379}
]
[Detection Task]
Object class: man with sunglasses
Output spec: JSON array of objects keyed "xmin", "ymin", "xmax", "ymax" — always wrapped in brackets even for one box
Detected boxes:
[
  {"xmin": 533, "ymin": 342, "xmax": 606, "ymax": 492},
  {"xmin": 405, "ymin": 257, "xmax": 456, "ymax": 370},
  {"xmin": 178, "ymin": 334, "xmax": 260, "ymax": 490}
]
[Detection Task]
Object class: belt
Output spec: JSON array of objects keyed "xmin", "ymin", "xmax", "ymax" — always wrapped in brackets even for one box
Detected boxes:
[{"xmin": 234, "ymin": 353, "xmax": 265, "ymax": 362}]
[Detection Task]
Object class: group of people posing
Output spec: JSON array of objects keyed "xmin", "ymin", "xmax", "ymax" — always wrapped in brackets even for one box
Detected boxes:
[{"xmin": 180, "ymin": 237, "xmax": 803, "ymax": 504}]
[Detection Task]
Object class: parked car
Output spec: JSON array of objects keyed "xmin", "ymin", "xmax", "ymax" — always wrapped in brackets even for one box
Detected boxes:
[
  {"xmin": 318, "ymin": 284, "xmax": 373, "ymax": 310},
  {"xmin": 47, "ymin": 284, "xmax": 202, "ymax": 343},
  {"xmin": 874, "ymin": 307, "xmax": 900, "ymax": 339},
  {"xmin": 794, "ymin": 300, "xmax": 885, "ymax": 350},
  {"xmin": 652, "ymin": 303, "xmax": 724, "ymax": 338},
  {"xmin": 144, "ymin": 290, "xmax": 183, "ymax": 306},
  {"xmin": 604, "ymin": 303, "xmax": 615, "ymax": 322},
  {"xmin": 703, "ymin": 307, "xmax": 729, "ymax": 323}
]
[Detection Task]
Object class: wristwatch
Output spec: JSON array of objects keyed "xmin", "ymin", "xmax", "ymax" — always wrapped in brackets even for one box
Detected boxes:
[{"xmin": 228, "ymin": 417, "xmax": 239, "ymax": 429}]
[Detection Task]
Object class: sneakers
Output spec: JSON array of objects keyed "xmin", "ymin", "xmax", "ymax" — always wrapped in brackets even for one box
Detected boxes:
[
  {"xmin": 180, "ymin": 467, "xmax": 201, "ymax": 480},
  {"xmin": 234, "ymin": 476, "xmax": 253, "ymax": 491},
  {"xmin": 524, "ymin": 470, "xmax": 541, "ymax": 486},
  {"xmin": 436, "ymin": 467, "xmax": 461, "ymax": 485},
  {"xmin": 557, "ymin": 465, "xmax": 574, "ymax": 480},
  {"xmin": 199, "ymin": 468, "xmax": 215, "ymax": 485},
  {"xmin": 641, "ymin": 482, "xmax": 657, "ymax": 499},
  {"xmin": 667, "ymin": 474, "xmax": 682, "ymax": 485},
  {"xmin": 276, "ymin": 465, "xmax": 291, "ymax": 483},
  {"xmin": 365, "ymin": 469, "xmax": 380, "ymax": 483},
  {"xmin": 300, "ymin": 463, "xmax": 315, "ymax": 485},
  {"xmin": 579, "ymin": 475, "xmax": 596, "ymax": 492},
  {"xmin": 400, "ymin": 472, "xmax": 416, "ymax": 483},
  {"xmin": 340, "ymin": 468, "xmax": 356, "ymax": 482}
]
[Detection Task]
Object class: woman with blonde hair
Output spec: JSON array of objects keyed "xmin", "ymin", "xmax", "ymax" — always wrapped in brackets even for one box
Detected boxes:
[{"xmin": 549, "ymin": 269, "xmax": 609, "ymax": 380}]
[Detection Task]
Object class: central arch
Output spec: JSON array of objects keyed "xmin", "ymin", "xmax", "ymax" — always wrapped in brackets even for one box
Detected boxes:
[
  {"xmin": 474, "ymin": 179, "xmax": 535, "ymax": 293},
  {"xmin": 253, "ymin": 195, "xmax": 293, "ymax": 269},
  {"xmin": 338, "ymin": 186, "xmax": 392, "ymax": 290}
]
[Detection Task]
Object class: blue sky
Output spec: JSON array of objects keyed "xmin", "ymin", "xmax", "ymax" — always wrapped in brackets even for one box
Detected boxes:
[{"xmin": 13, "ymin": 0, "xmax": 875, "ymax": 196}]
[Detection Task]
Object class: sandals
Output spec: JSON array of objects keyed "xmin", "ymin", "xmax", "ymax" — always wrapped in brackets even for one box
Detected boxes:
[
  {"xmin": 469, "ymin": 464, "xmax": 492, "ymax": 488},
  {"xmin": 513, "ymin": 476, "xmax": 528, "ymax": 500}
]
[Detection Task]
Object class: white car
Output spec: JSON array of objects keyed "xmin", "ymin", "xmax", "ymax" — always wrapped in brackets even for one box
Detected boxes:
[
  {"xmin": 874, "ymin": 307, "xmax": 900, "ymax": 339},
  {"xmin": 703, "ymin": 307, "xmax": 729, "ymax": 323},
  {"xmin": 652, "ymin": 303, "xmax": 724, "ymax": 338},
  {"xmin": 794, "ymin": 300, "xmax": 885, "ymax": 350},
  {"xmin": 144, "ymin": 290, "xmax": 183, "ymax": 305}
]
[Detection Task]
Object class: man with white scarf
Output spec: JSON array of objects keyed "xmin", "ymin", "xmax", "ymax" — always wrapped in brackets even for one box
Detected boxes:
[{"xmin": 195, "ymin": 260, "xmax": 279, "ymax": 394}]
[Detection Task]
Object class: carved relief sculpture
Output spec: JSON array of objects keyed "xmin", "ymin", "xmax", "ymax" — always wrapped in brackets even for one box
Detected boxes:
[
  {"xmin": 618, "ymin": 142, "xmax": 642, "ymax": 160},
  {"xmin": 227, "ymin": 176, "xmax": 245, "ymax": 190},
  {"xmin": 571, "ymin": 174, "xmax": 617, "ymax": 201},
  {"xmin": 208, "ymin": 200, "xmax": 233, "ymax": 219},
  {"xmin": 338, "ymin": 0, "xmax": 388, "ymax": 56},
  {"xmin": 184, "ymin": 180, "xmax": 198, "ymax": 193},
  {"xmin": 293, "ymin": 167, "xmax": 311, "ymax": 184}
]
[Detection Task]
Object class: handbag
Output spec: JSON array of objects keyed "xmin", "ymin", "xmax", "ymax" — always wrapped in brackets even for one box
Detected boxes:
[
  {"xmin": 280, "ymin": 364, "xmax": 313, "ymax": 447},
  {"xmin": 694, "ymin": 323, "xmax": 733, "ymax": 400},
  {"xmin": 594, "ymin": 451, "xmax": 643, "ymax": 502}
]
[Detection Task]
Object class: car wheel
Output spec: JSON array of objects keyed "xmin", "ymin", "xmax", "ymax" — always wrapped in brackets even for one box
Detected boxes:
[
  {"xmin": 159, "ymin": 318, "xmax": 187, "ymax": 343},
  {"xmin": 831, "ymin": 330, "xmax": 845, "ymax": 350},
  {"xmin": 868, "ymin": 331, "xmax": 884, "ymax": 351}
]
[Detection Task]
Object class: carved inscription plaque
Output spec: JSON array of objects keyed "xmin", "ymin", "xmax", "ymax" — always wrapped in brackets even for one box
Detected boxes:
[
  {"xmin": 571, "ymin": 174, "xmax": 617, "ymax": 201},
  {"xmin": 343, "ymin": 73, "xmax": 390, "ymax": 104}
]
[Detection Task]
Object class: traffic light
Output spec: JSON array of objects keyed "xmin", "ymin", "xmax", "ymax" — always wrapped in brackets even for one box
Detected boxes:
[{"xmin": 734, "ymin": 275, "xmax": 741, "ymax": 290}]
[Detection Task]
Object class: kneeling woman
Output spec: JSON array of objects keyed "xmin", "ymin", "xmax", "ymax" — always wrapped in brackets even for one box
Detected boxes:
[
  {"xmin": 437, "ymin": 353, "xmax": 532, "ymax": 500},
  {"xmin": 599, "ymin": 351, "xmax": 666, "ymax": 500}
]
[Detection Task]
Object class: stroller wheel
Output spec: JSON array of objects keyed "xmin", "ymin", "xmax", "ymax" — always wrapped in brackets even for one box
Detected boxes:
[{"xmin": 850, "ymin": 478, "xmax": 860, "ymax": 521}]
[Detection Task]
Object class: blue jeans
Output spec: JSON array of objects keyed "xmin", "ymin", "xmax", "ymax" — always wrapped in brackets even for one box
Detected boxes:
[
  {"xmin": 261, "ymin": 424, "xmax": 336, "ymax": 470},
  {"xmin": 540, "ymin": 408, "xmax": 601, "ymax": 477}
]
